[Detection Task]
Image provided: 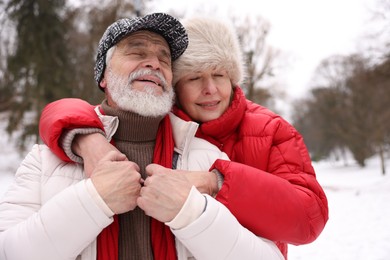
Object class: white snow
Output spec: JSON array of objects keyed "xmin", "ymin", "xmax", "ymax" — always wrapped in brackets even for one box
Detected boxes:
[
  {"xmin": 0, "ymin": 117, "xmax": 389, "ymax": 259},
  {"xmin": 289, "ymin": 158, "xmax": 390, "ymax": 260}
]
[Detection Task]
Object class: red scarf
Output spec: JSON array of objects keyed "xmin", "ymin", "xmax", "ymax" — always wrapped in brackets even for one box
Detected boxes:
[{"xmin": 96, "ymin": 115, "xmax": 177, "ymax": 260}]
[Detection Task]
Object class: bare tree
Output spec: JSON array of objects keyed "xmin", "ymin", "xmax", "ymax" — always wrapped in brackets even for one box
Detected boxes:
[
  {"xmin": 295, "ymin": 53, "xmax": 389, "ymax": 173},
  {"xmin": 233, "ymin": 15, "xmax": 280, "ymax": 108},
  {"xmin": 0, "ymin": 0, "xmax": 15, "ymax": 111},
  {"xmin": 365, "ymin": 58, "xmax": 390, "ymax": 174}
]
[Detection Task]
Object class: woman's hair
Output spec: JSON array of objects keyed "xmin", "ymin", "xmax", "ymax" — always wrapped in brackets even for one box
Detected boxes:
[{"xmin": 173, "ymin": 17, "xmax": 246, "ymax": 87}]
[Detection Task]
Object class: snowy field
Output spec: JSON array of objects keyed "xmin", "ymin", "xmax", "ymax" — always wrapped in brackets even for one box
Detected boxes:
[
  {"xmin": 0, "ymin": 117, "xmax": 389, "ymax": 260},
  {"xmin": 288, "ymin": 157, "xmax": 390, "ymax": 260}
]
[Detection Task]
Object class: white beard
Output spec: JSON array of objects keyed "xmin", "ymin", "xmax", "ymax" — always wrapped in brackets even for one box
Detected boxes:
[{"xmin": 105, "ymin": 68, "xmax": 175, "ymax": 117}]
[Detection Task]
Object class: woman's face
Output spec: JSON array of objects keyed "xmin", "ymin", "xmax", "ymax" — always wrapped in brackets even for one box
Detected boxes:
[{"xmin": 175, "ymin": 68, "xmax": 233, "ymax": 123}]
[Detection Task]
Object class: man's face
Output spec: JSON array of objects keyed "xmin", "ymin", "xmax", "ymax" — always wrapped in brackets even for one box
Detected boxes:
[
  {"xmin": 175, "ymin": 68, "xmax": 233, "ymax": 123},
  {"xmin": 101, "ymin": 31, "xmax": 175, "ymax": 117}
]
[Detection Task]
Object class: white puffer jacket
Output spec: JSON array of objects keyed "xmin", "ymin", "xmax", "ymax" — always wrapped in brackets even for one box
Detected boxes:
[{"xmin": 0, "ymin": 111, "xmax": 283, "ymax": 260}]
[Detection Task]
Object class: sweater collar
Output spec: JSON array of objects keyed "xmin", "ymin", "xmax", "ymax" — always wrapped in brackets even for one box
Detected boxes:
[{"xmin": 101, "ymin": 100, "xmax": 164, "ymax": 142}]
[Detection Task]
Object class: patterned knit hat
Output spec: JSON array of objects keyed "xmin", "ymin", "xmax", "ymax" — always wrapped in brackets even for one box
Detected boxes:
[{"xmin": 94, "ymin": 13, "xmax": 188, "ymax": 89}]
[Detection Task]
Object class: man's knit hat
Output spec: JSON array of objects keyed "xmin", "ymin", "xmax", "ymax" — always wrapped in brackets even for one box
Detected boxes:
[
  {"xmin": 94, "ymin": 13, "xmax": 188, "ymax": 89},
  {"xmin": 172, "ymin": 17, "xmax": 245, "ymax": 87}
]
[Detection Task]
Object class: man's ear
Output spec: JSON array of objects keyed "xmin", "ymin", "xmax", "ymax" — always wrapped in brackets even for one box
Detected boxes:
[{"xmin": 100, "ymin": 77, "xmax": 107, "ymax": 89}]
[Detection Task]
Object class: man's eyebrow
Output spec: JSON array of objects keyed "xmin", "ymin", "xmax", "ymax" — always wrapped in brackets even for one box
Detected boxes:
[
  {"xmin": 159, "ymin": 48, "xmax": 171, "ymax": 60},
  {"xmin": 125, "ymin": 40, "xmax": 145, "ymax": 48},
  {"xmin": 127, "ymin": 39, "xmax": 170, "ymax": 52}
]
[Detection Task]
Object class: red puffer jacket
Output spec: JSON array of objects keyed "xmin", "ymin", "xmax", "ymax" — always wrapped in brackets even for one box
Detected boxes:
[
  {"xmin": 39, "ymin": 88, "xmax": 328, "ymax": 259},
  {"xmin": 173, "ymin": 87, "xmax": 328, "ymax": 257}
]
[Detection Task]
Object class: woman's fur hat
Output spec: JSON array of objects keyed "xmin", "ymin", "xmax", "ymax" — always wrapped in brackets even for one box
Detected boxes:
[{"xmin": 173, "ymin": 17, "xmax": 245, "ymax": 87}]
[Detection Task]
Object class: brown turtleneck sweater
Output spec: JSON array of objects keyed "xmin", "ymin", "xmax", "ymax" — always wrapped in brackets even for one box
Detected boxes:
[{"xmin": 101, "ymin": 101, "xmax": 164, "ymax": 260}]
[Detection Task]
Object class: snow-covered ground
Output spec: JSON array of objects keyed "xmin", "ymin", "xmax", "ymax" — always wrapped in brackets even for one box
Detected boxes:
[
  {"xmin": 289, "ymin": 158, "xmax": 390, "ymax": 260},
  {"xmin": 0, "ymin": 118, "xmax": 389, "ymax": 260}
]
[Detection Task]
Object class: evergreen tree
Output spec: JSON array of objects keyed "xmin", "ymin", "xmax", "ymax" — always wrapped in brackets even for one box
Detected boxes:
[{"xmin": 3, "ymin": 0, "xmax": 74, "ymax": 150}]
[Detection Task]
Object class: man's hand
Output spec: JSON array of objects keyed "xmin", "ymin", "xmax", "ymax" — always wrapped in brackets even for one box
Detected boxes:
[
  {"xmin": 137, "ymin": 164, "xmax": 192, "ymax": 222},
  {"xmin": 137, "ymin": 164, "xmax": 218, "ymax": 222},
  {"xmin": 90, "ymin": 151, "xmax": 142, "ymax": 214},
  {"xmin": 72, "ymin": 133, "xmax": 120, "ymax": 177}
]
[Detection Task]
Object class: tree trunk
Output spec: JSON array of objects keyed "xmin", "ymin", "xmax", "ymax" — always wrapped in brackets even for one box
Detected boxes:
[{"xmin": 378, "ymin": 145, "xmax": 386, "ymax": 175}]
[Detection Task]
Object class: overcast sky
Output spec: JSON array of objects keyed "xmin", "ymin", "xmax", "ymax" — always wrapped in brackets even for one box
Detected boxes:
[{"xmin": 150, "ymin": 0, "xmax": 378, "ymax": 103}]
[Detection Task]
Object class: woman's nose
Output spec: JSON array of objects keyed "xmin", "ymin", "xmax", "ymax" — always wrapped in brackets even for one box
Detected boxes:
[{"xmin": 202, "ymin": 78, "xmax": 218, "ymax": 95}]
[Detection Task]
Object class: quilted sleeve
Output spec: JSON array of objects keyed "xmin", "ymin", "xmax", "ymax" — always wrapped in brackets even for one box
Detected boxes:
[
  {"xmin": 211, "ymin": 118, "xmax": 328, "ymax": 245},
  {"xmin": 171, "ymin": 191, "xmax": 284, "ymax": 260},
  {"xmin": 39, "ymin": 98, "xmax": 104, "ymax": 162},
  {"xmin": 0, "ymin": 145, "xmax": 112, "ymax": 259}
]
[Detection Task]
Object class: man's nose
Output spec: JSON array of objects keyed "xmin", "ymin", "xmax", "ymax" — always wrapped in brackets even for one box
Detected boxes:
[{"xmin": 142, "ymin": 55, "xmax": 161, "ymax": 70}]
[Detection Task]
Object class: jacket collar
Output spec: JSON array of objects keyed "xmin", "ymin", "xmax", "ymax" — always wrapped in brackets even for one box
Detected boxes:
[{"xmin": 168, "ymin": 112, "xmax": 199, "ymax": 157}]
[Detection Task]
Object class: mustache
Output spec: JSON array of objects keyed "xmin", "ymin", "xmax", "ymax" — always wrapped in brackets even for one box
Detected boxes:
[{"xmin": 128, "ymin": 69, "xmax": 169, "ymax": 91}]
